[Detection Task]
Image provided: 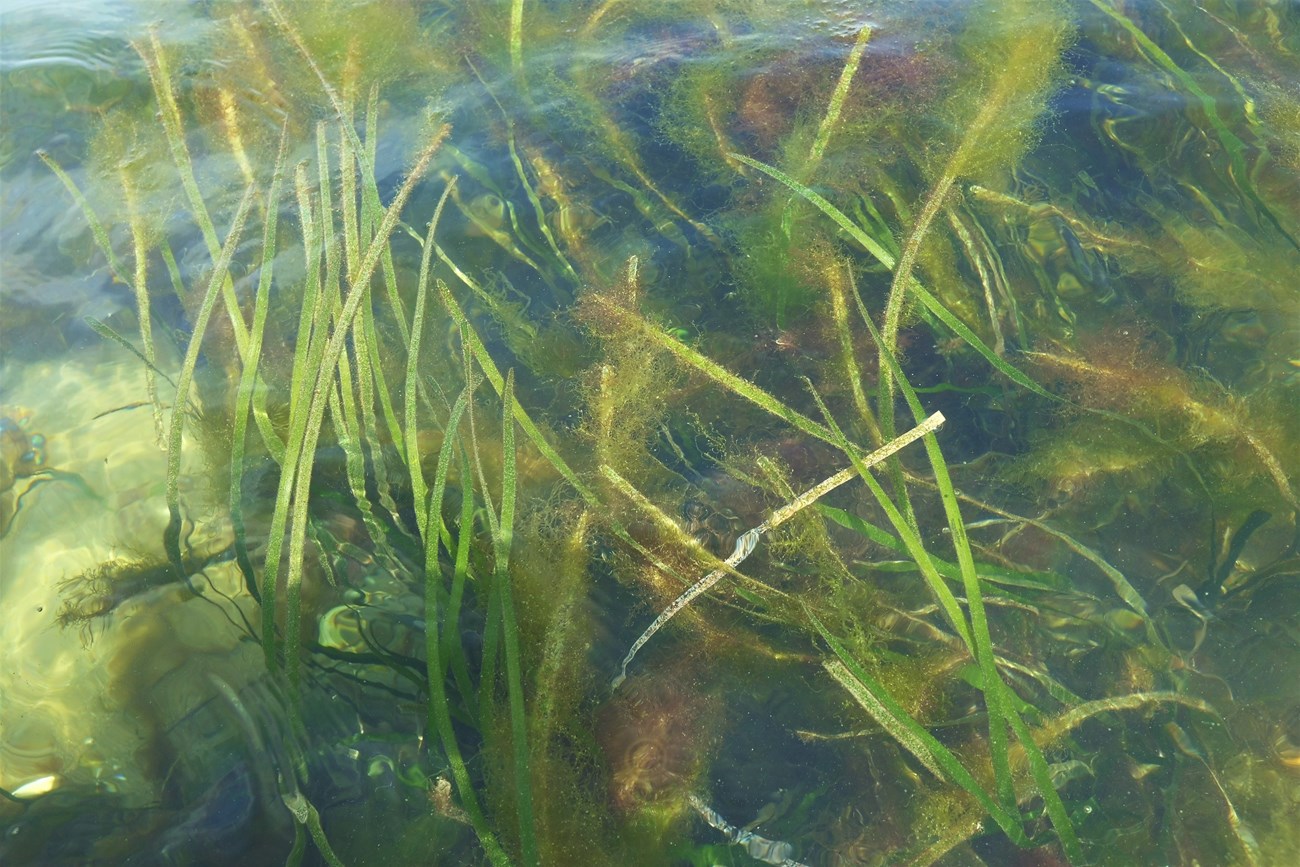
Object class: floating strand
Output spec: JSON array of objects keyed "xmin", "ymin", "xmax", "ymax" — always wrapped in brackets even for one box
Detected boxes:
[
  {"xmin": 610, "ymin": 527, "xmax": 759, "ymax": 690},
  {"xmin": 611, "ymin": 411, "xmax": 944, "ymax": 689},
  {"xmin": 688, "ymin": 793, "xmax": 810, "ymax": 867}
]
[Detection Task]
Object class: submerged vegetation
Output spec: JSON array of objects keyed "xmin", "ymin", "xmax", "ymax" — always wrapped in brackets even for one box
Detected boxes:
[{"xmin": 3, "ymin": 0, "xmax": 1299, "ymax": 864}]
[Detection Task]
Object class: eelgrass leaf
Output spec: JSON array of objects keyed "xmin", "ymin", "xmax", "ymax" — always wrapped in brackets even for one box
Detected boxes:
[
  {"xmin": 531, "ymin": 511, "xmax": 591, "ymax": 754},
  {"xmin": 437, "ymin": 278, "xmax": 692, "ymax": 588},
  {"xmin": 803, "ymin": 383, "xmax": 975, "ymax": 652},
  {"xmin": 509, "ymin": 0, "xmax": 524, "ymax": 79},
  {"xmin": 40, "ymin": 152, "xmax": 175, "ymax": 446},
  {"xmin": 279, "ymin": 124, "xmax": 447, "ymax": 691},
  {"xmin": 258, "ymin": 158, "xmax": 331, "ymax": 670},
  {"xmin": 361, "ymin": 87, "xmax": 412, "ymax": 343},
  {"xmin": 591, "ymin": 294, "xmax": 841, "ymax": 446},
  {"xmin": 230, "ymin": 127, "xmax": 289, "ymax": 605},
  {"xmin": 496, "ymin": 370, "xmax": 540, "ymax": 867},
  {"xmin": 805, "ymin": 24, "xmax": 872, "ymax": 176},
  {"xmin": 969, "ymin": 498, "xmax": 1161, "ymax": 648},
  {"xmin": 159, "ymin": 239, "xmax": 185, "ymax": 305},
  {"xmin": 858, "ymin": 310, "xmax": 1083, "ymax": 864},
  {"xmin": 806, "ymin": 608, "xmax": 1029, "ymax": 846},
  {"xmin": 338, "ymin": 129, "xmax": 399, "ymax": 534},
  {"xmin": 446, "ymin": 445, "xmax": 479, "ymax": 705},
  {"xmin": 325, "ymin": 321, "xmax": 380, "ymax": 557},
  {"xmin": 464, "ymin": 344, "xmax": 503, "ymax": 734},
  {"xmin": 600, "ymin": 466, "xmax": 765, "ymax": 689},
  {"xmin": 825, "ymin": 268, "xmax": 883, "ymax": 445},
  {"xmin": 468, "ymin": 58, "xmax": 580, "ymax": 293},
  {"xmin": 422, "ymin": 381, "xmax": 511, "ymax": 867},
  {"xmin": 822, "ymin": 659, "xmax": 945, "ymax": 779},
  {"xmin": 732, "ymin": 153, "xmax": 1054, "ymax": 403},
  {"xmin": 37, "ymin": 151, "xmax": 131, "ymax": 287},
  {"xmin": 82, "ymin": 317, "xmax": 179, "ymax": 391},
  {"xmin": 435, "ymin": 236, "xmax": 540, "ymax": 338},
  {"xmin": 286, "ymin": 821, "xmax": 307, "ymax": 867},
  {"xmin": 819, "ymin": 505, "xmax": 1068, "ymax": 593},
  {"xmin": 318, "ymin": 212, "xmax": 407, "ymax": 583},
  {"xmin": 590, "ymin": 293, "xmax": 983, "ymax": 652},
  {"xmin": 858, "ymin": 321, "xmax": 1020, "ymax": 815},
  {"xmin": 498, "ymin": 370, "xmax": 518, "ymax": 569},
  {"xmin": 163, "ymin": 182, "xmax": 257, "ymax": 580},
  {"xmin": 1036, "ymin": 691, "xmax": 1217, "ymax": 745},
  {"xmin": 404, "ymin": 184, "xmax": 456, "ymax": 542},
  {"xmin": 731, "ymin": 154, "xmax": 897, "ymax": 270},
  {"xmin": 135, "ymin": 29, "xmax": 252, "ymax": 359},
  {"xmin": 361, "ymin": 313, "xmax": 405, "ymax": 508},
  {"xmin": 290, "ymin": 793, "xmax": 345, "ymax": 867},
  {"xmin": 1088, "ymin": 0, "xmax": 1300, "ymax": 253},
  {"xmin": 1004, "ymin": 710, "xmax": 1083, "ymax": 863},
  {"xmin": 779, "ymin": 23, "xmax": 874, "ymax": 240},
  {"xmin": 605, "ymin": 407, "xmax": 942, "ymax": 688},
  {"xmin": 268, "ymin": 0, "xmax": 445, "ymax": 427},
  {"xmin": 338, "ymin": 120, "xmax": 362, "ymax": 278}
]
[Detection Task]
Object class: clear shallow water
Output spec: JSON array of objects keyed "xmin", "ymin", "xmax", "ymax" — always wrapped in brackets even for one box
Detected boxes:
[{"xmin": 2, "ymin": 2, "xmax": 1299, "ymax": 865}]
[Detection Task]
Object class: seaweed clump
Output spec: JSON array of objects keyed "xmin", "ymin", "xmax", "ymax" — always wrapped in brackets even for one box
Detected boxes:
[{"xmin": 11, "ymin": 0, "xmax": 1300, "ymax": 865}]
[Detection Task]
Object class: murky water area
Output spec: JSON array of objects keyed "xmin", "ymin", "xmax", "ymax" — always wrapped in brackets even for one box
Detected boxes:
[{"xmin": 2, "ymin": 1, "xmax": 1299, "ymax": 864}]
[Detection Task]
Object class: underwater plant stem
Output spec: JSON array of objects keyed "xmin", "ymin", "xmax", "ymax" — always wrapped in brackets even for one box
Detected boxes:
[
  {"xmin": 279, "ymin": 790, "xmax": 346, "ymax": 867},
  {"xmin": 609, "ymin": 412, "xmax": 943, "ymax": 689}
]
